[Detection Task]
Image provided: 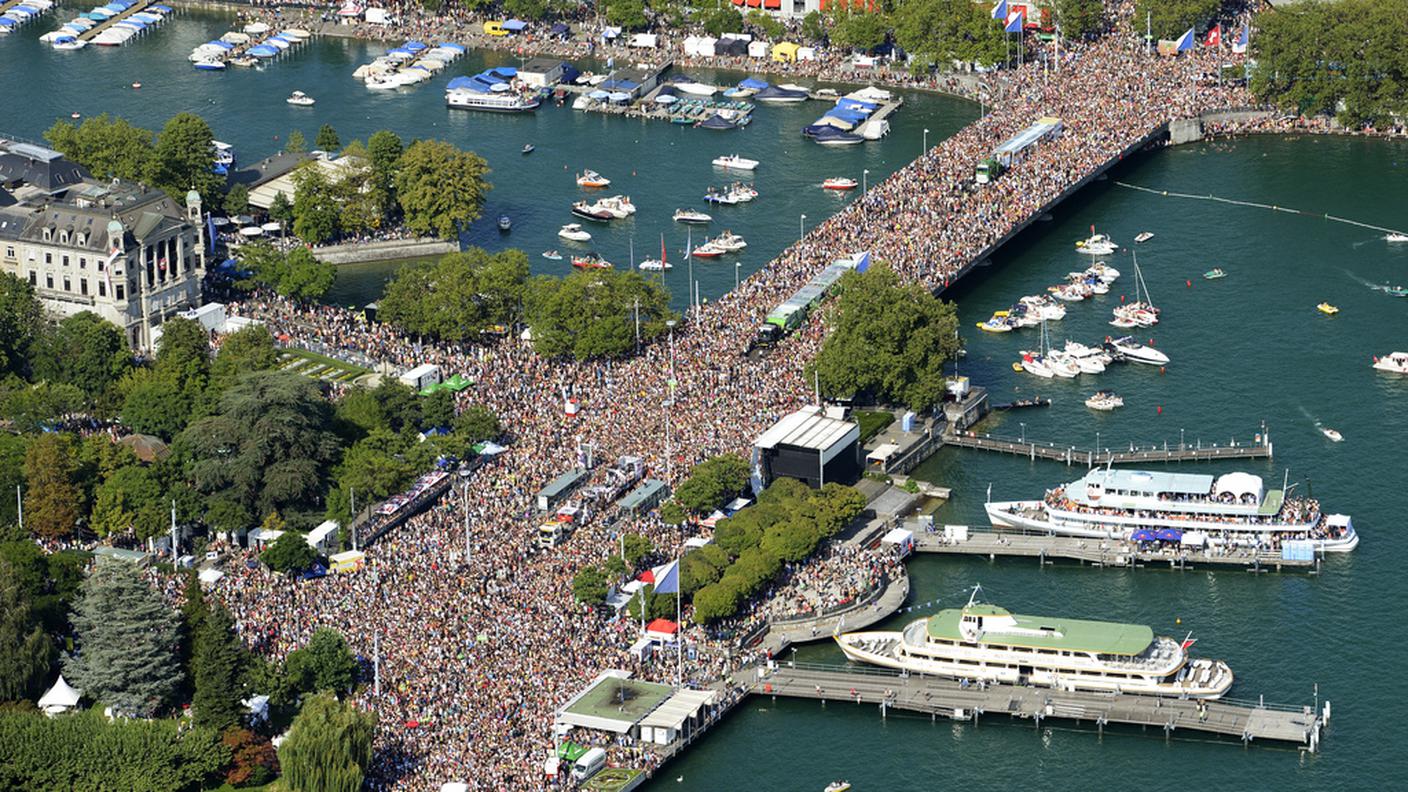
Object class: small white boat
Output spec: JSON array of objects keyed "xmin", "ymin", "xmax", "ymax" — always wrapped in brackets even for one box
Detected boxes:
[
  {"xmin": 675, "ymin": 81, "xmax": 718, "ymax": 96},
  {"xmin": 287, "ymin": 91, "xmax": 315, "ymax": 106},
  {"xmin": 558, "ymin": 223, "xmax": 592, "ymax": 242},
  {"xmin": 597, "ymin": 195, "xmax": 636, "ymax": 218},
  {"xmin": 712, "ymin": 154, "xmax": 759, "ymax": 171},
  {"xmin": 1134, "ymin": 231, "xmax": 1154, "ymax": 243},
  {"xmin": 1019, "ymin": 354, "xmax": 1054, "ymax": 378},
  {"xmin": 542, "ymin": 250, "xmax": 563, "ymax": 260},
  {"xmin": 1076, "ymin": 231, "xmax": 1118, "ymax": 256},
  {"xmin": 1085, "ymin": 391, "xmax": 1124, "ymax": 411},
  {"xmin": 673, "ymin": 209, "xmax": 711, "ymax": 224},
  {"xmin": 824, "ymin": 783, "xmax": 852, "ymax": 792},
  {"xmin": 576, "ymin": 169, "xmax": 610, "ymax": 188},
  {"xmin": 1373, "ymin": 352, "xmax": 1408, "ymax": 374},
  {"xmin": 714, "ymin": 231, "xmax": 747, "ymax": 252},
  {"xmin": 1385, "ymin": 233, "xmax": 1408, "ymax": 243},
  {"xmin": 1106, "ymin": 336, "xmax": 1169, "ymax": 366},
  {"xmin": 823, "ymin": 177, "xmax": 858, "ymax": 191},
  {"xmin": 1321, "ymin": 427, "xmax": 1343, "ymax": 442}
]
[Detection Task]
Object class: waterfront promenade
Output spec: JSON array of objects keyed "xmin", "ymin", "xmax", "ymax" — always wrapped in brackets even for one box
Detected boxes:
[{"xmin": 207, "ymin": 15, "xmax": 1272, "ymax": 790}]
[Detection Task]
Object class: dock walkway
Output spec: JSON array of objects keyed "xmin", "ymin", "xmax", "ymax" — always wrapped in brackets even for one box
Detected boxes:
[
  {"xmin": 912, "ymin": 529, "xmax": 1318, "ymax": 572},
  {"xmin": 942, "ymin": 429, "xmax": 1272, "ymax": 466},
  {"xmin": 740, "ymin": 663, "xmax": 1326, "ymax": 751},
  {"xmin": 78, "ymin": 0, "xmax": 156, "ymax": 42}
]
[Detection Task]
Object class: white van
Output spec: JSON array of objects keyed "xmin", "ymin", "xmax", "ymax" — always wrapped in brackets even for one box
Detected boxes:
[{"xmin": 572, "ymin": 747, "xmax": 607, "ymax": 782}]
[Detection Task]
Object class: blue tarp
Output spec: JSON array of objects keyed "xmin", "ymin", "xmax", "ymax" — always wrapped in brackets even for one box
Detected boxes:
[
  {"xmin": 387, "ymin": 47, "xmax": 412, "ymax": 57},
  {"xmin": 823, "ymin": 107, "xmax": 867, "ymax": 123},
  {"xmin": 550, "ymin": 22, "xmax": 569, "ymax": 35},
  {"xmin": 0, "ymin": 19, "xmax": 18, "ymax": 28},
  {"xmin": 503, "ymin": 19, "xmax": 527, "ymax": 31},
  {"xmin": 249, "ymin": 45, "xmax": 278, "ymax": 58},
  {"xmin": 836, "ymin": 98, "xmax": 878, "ymax": 112},
  {"xmin": 1130, "ymin": 530, "xmax": 1158, "ymax": 542},
  {"xmin": 600, "ymin": 78, "xmax": 638, "ymax": 91},
  {"xmin": 699, "ymin": 114, "xmax": 736, "ymax": 130},
  {"xmin": 438, "ymin": 42, "xmax": 465, "ymax": 52},
  {"xmin": 404, "ymin": 40, "xmax": 427, "ymax": 51},
  {"xmin": 607, "ymin": 91, "xmax": 631, "ymax": 103},
  {"xmin": 445, "ymin": 76, "xmax": 474, "ymax": 90},
  {"xmin": 738, "ymin": 77, "xmax": 769, "ymax": 90},
  {"xmin": 205, "ymin": 39, "xmax": 234, "ymax": 49},
  {"xmin": 586, "ymin": 89, "xmax": 609, "ymax": 100}
]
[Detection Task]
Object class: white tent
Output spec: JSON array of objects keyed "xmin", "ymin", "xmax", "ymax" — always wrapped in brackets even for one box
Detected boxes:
[
  {"xmin": 243, "ymin": 694, "xmax": 270, "ymax": 723},
  {"xmin": 38, "ymin": 676, "xmax": 82, "ymax": 715},
  {"xmin": 748, "ymin": 41, "xmax": 769, "ymax": 58},
  {"xmin": 197, "ymin": 567, "xmax": 225, "ymax": 585},
  {"xmin": 881, "ymin": 527, "xmax": 914, "ymax": 558}
]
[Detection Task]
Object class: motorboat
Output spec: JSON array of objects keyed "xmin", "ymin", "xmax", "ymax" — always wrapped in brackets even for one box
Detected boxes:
[
  {"xmin": 823, "ymin": 177, "xmax": 858, "ymax": 190},
  {"xmin": 558, "ymin": 224, "xmax": 592, "ymax": 242},
  {"xmin": 1385, "ymin": 232, "xmax": 1408, "ymax": 242},
  {"xmin": 287, "ymin": 91, "xmax": 315, "ymax": 106},
  {"xmin": 1085, "ymin": 390, "xmax": 1124, "ymax": 411},
  {"xmin": 570, "ymin": 201, "xmax": 616, "ymax": 222},
  {"xmin": 732, "ymin": 185, "xmax": 757, "ymax": 202},
  {"xmin": 713, "ymin": 231, "xmax": 747, "ymax": 252},
  {"xmin": 1203, "ymin": 268, "xmax": 1227, "ymax": 280},
  {"xmin": 977, "ymin": 312, "xmax": 1014, "ymax": 333},
  {"xmin": 703, "ymin": 190, "xmax": 740, "ymax": 205},
  {"xmin": 1135, "ymin": 231, "xmax": 1154, "ymax": 243},
  {"xmin": 673, "ymin": 209, "xmax": 712, "ymax": 224},
  {"xmin": 1372, "ymin": 352, "xmax": 1408, "ymax": 374},
  {"xmin": 1321, "ymin": 426, "xmax": 1343, "ymax": 442},
  {"xmin": 193, "ymin": 59, "xmax": 225, "ymax": 71},
  {"xmin": 753, "ymin": 85, "xmax": 809, "ymax": 104},
  {"xmin": 571, "ymin": 253, "xmax": 612, "ymax": 269},
  {"xmin": 497, "ymin": 215, "xmax": 512, "ymax": 232},
  {"xmin": 1063, "ymin": 341, "xmax": 1111, "ymax": 373},
  {"xmin": 824, "ymin": 783, "xmax": 852, "ymax": 792},
  {"xmin": 1113, "ymin": 302, "xmax": 1159, "ymax": 327},
  {"xmin": 691, "ymin": 241, "xmax": 727, "ymax": 258},
  {"xmin": 1382, "ymin": 285, "xmax": 1408, "ymax": 297},
  {"xmin": 814, "ymin": 130, "xmax": 865, "ymax": 146},
  {"xmin": 1044, "ymin": 353, "xmax": 1081, "ymax": 378},
  {"xmin": 1105, "ymin": 335, "xmax": 1169, "ymax": 365},
  {"xmin": 51, "ymin": 35, "xmax": 86, "ymax": 50},
  {"xmin": 1076, "ymin": 231, "xmax": 1118, "ymax": 256},
  {"xmin": 446, "ymin": 89, "xmax": 540, "ymax": 112},
  {"xmin": 576, "ymin": 170, "xmax": 610, "ymax": 188},
  {"xmin": 542, "ymin": 250, "xmax": 563, "ymax": 260},
  {"xmin": 596, "ymin": 195, "xmax": 636, "ymax": 218},
  {"xmin": 1050, "ymin": 283, "xmax": 1089, "ymax": 302},
  {"xmin": 522, "ymin": 144, "xmax": 535, "ymax": 155},
  {"xmin": 1018, "ymin": 352, "xmax": 1053, "ymax": 378},
  {"xmin": 1317, "ymin": 302, "xmax": 1339, "ymax": 315},
  {"xmin": 1019, "ymin": 295, "xmax": 1066, "ymax": 321},
  {"xmin": 639, "ymin": 234, "xmax": 671, "ymax": 271},
  {"xmin": 712, "ymin": 154, "xmax": 759, "ymax": 171}
]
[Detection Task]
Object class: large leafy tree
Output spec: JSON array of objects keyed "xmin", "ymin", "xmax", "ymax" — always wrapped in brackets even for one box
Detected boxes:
[
  {"xmin": 192, "ymin": 604, "xmax": 245, "ymax": 731},
  {"xmin": 90, "ymin": 464, "xmax": 166, "ymax": 540},
  {"xmin": 43, "ymin": 113, "xmax": 155, "ymax": 183},
  {"xmin": 525, "ymin": 269, "xmax": 675, "ymax": 359},
  {"xmin": 0, "ymin": 273, "xmax": 42, "ymax": 379},
  {"xmin": 394, "ymin": 140, "xmax": 492, "ymax": 239},
  {"xmin": 672, "ymin": 453, "xmax": 750, "ymax": 516},
  {"xmin": 605, "ymin": 0, "xmax": 649, "ymax": 29},
  {"xmin": 279, "ymin": 691, "xmax": 376, "ymax": 792},
  {"xmin": 314, "ymin": 124, "xmax": 341, "ymax": 152},
  {"xmin": 209, "ymin": 324, "xmax": 279, "ymax": 392},
  {"xmin": 63, "ymin": 558, "xmax": 181, "ymax": 717},
  {"xmin": 892, "ymin": 0, "xmax": 1005, "ymax": 70},
  {"xmin": 378, "ymin": 248, "xmax": 529, "ymax": 342},
  {"xmin": 366, "ymin": 130, "xmax": 404, "ymax": 210},
  {"xmin": 178, "ymin": 371, "xmax": 339, "ymax": 524},
  {"xmin": 120, "ymin": 317, "xmax": 212, "ymax": 439},
  {"xmin": 828, "ymin": 4, "xmax": 890, "ymax": 52},
  {"xmin": 1053, "ymin": 0, "xmax": 1106, "ymax": 40},
  {"xmin": 292, "ymin": 164, "xmax": 342, "ymax": 245},
  {"xmin": 0, "ymin": 556, "xmax": 53, "ymax": 702},
  {"xmin": 260, "ymin": 525, "xmax": 317, "ymax": 574},
  {"xmin": 22, "ymin": 433, "xmax": 82, "ymax": 540},
  {"xmin": 31, "ymin": 312, "xmax": 131, "ymax": 405},
  {"xmin": 334, "ymin": 140, "xmax": 384, "ymax": 234},
  {"xmin": 149, "ymin": 113, "xmax": 223, "ymax": 205},
  {"xmin": 805, "ymin": 264, "xmax": 961, "ymax": 410},
  {"xmin": 1133, "ymin": 0, "xmax": 1219, "ymax": 41},
  {"xmin": 285, "ymin": 628, "xmax": 358, "ymax": 697}
]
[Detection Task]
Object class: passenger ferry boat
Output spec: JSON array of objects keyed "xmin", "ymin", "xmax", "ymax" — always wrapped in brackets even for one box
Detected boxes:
[
  {"xmin": 836, "ymin": 591, "xmax": 1235, "ymax": 698},
  {"xmin": 446, "ymin": 89, "xmax": 540, "ymax": 112},
  {"xmin": 985, "ymin": 468, "xmax": 1358, "ymax": 552}
]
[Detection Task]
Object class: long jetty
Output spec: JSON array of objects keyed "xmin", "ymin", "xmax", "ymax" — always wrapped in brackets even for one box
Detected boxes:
[
  {"xmin": 942, "ymin": 429, "xmax": 1272, "ymax": 466},
  {"xmin": 77, "ymin": 0, "xmax": 157, "ymax": 42},
  {"xmin": 741, "ymin": 663, "xmax": 1327, "ymax": 752},
  {"xmin": 912, "ymin": 529, "xmax": 1319, "ymax": 573}
]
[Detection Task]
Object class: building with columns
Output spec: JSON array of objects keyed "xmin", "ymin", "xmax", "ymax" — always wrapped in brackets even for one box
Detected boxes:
[{"xmin": 0, "ymin": 140, "xmax": 206, "ymax": 350}]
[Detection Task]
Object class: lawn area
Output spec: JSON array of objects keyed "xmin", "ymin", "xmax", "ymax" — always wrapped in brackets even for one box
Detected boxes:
[
  {"xmin": 583, "ymin": 767, "xmax": 644, "ymax": 792},
  {"xmin": 854, "ymin": 409, "xmax": 896, "ymax": 443},
  {"xmin": 277, "ymin": 348, "xmax": 370, "ymax": 385}
]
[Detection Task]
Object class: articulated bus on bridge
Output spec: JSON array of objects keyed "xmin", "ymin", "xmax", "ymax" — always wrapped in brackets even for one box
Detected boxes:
[
  {"xmin": 754, "ymin": 252, "xmax": 871, "ymax": 349},
  {"xmin": 976, "ymin": 116, "xmax": 1063, "ymax": 184}
]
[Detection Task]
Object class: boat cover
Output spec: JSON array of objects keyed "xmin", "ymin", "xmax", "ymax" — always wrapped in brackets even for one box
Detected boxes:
[
  {"xmin": 737, "ymin": 77, "xmax": 768, "ymax": 90},
  {"xmin": 698, "ymin": 114, "xmax": 735, "ymax": 130}
]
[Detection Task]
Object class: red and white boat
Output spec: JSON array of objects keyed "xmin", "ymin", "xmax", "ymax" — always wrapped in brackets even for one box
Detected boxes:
[
  {"xmin": 576, "ymin": 169, "xmax": 611, "ymax": 188},
  {"xmin": 639, "ymin": 234, "xmax": 671, "ymax": 271},
  {"xmin": 823, "ymin": 177, "xmax": 858, "ymax": 190},
  {"xmin": 691, "ymin": 240, "xmax": 727, "ymax": 258},
  {"xmin": 571, "ymin": 253, "xmax": 613, "ymax": 269}
]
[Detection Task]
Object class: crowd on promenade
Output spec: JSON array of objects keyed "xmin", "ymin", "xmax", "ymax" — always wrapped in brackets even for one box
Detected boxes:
[{"xmin": 205, "ymin": 10, "xmax": 1263, "ymax": 789}]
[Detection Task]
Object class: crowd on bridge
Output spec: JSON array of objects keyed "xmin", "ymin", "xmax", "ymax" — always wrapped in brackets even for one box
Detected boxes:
[{"xmin": 203, "ymin": 9, "xmax": 1264, "ymax": 788}]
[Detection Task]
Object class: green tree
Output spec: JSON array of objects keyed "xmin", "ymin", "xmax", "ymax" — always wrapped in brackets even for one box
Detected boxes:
[
  {"xmin": 149, "ymin": 112, "xmax": 223, "ymax": 205},
  {"xmin": 378, "ymin": 248, "xmax": 529, "ymax": 342},
  {"xmin": 210, "ymin": 324, "xmax": 279, "ymax": 392},
  {"xmin": 222, "ymin": 727, "xmax": 280, "ymax": 787},
  {"xmin": 892, "ymin": 0, "xmax": 1005, "ymax": 70},
  {"xmin": 315, "ymin": 123, "xmax": 341, "ymax": 152},
  {"xmin": 691, "ymin": 579, "xmax": 742, "ymax": 623},
  {"xmin": 504, "ymin": 0, "xmax": 551, "ymax": 19},
  {"xmin": 746, "ymin": 9, "xmax": 784, "ymax": 39},
  {"xmin": 269, "ymin": 191, "xmax": 295, "ymax": 225},
  {"xmin": 43, "ymin": 113, "xmax": 155, "ymax": 183},
  {"xmin": 22, "ymin": 433, "xmax": 81, "ymax": 540},
  {"xmin": 120, "ymin": 316, "xmax": 212, "ymax": 439},
  {"xmin": 31, "ymin": 312, "xmax": 130, "ymax": 406},
  {"xmin": 261, "ymin": 528, "xmax": 316, "ymax": 574},
  {"xmin": 292, "ymin": 164, "xmax": 342, "ymax": 245},
  {"xmin": 805, "ymin": 264, "xmax": 960, "ymax": 410},
  {"xmin": 63, "ymin": 558, "xmax": 181, "ymax": 716},
  {"xmin": 192, "ymin": 604, "xmax": 245, "ymax": 731},
  {"xmin": 91, "ymin": 464, "xmax": 166, "ymax": 540},
  {"xmin": 0, "ymin": 556, "xmax": 53, "ymax": 702},
  {"xmin": 605, "ymin": 0, "xmax": 649, "ymax": 29},
  {"xmin": 761, "ymin": 518, "xmax": 820, "ymax": 562},
  {"xmin": 672, "ymin": 453, "xmax": 749, "ymax": 516},
  {"xmin": 700, "ymin": 4, "xmax": 743, "ymax": 36},
  {"xmin": 279, "ymin": 248, "xmax": 337, "ymax": 301},
  {"xmin": 279, "ymin": 691, "xmax": 375, "ymax": 792},
  {"xmin": 454, "ymin": 403, "xmax": 501, "ymax": 443},
  {"xmin": 525, "ymin": 268, "xmax": 675, "ymax": 359},
  {"xmin": 334, "ymin": 140, "xmax": 385, "ymax": 234},
  {"xmin": 223, "ymin": 182, "xmax": 250, "ymax": 216},
  {"xmin": 0, "ymin": 273, "xmax": 42, "ymax": 379},
  {"xmin": 327, "ymin": 430, "xmax": 416, "ymax": 526},
  {"xmin": 622, "ymin": 533, "xmax": 654, "ymax": 566},
  {"xmin": 285, "ymin": 129, "xmax": 308, "ymax": 154},
  {"xmin": 179, "ymin": 371, "xmax": 339, "ymax": 523},
  {"xmin": 572, "ymin": 565, "xmax": 609, "ymax": 604},
  {"xmin": 1133, "ymin": 0, "xmax": 1219, "ymax": 41},
  {"xmin": 801, "ymin": 10, "xmax": 828, "ymax": 42},
  {"xmin": 1053, "ymin": 0, "xmax": 1105, "ymax": 39},
  {"xmin": 421, "ymin": 389, "xmax": 456, "ymax": 429},
  {"xmin": 394, "ymin": 139, "xmax": 492, "ymax": 238},
  {"xmin": 287, "ymin": 628, "xmax": 358, "ymax": 697},
  {"xmin": 829, "ymin": 6, "xmax": 890, "ymax": 52},
  {"xmin": 366, "ymin": 130, "xmax": 404, "ymax": 209},
  {"xmin": 0, "ymin": 434, "xmax": 26, "ymax": 530}
]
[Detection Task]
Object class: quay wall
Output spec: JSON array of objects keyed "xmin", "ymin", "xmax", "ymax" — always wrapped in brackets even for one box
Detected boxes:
[
  {"xmin": 1170, "ymin": 109, "xmax": 1278, "ymax": 146},
  {"xmin": 311, "ymin": 238, "xmax": 459, "ymax": 266}
]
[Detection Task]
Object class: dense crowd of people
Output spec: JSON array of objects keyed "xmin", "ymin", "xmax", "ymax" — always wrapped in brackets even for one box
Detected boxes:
[{"xmin": 200, "ymin": 9, "xmax": 1270, "ymax": 789}]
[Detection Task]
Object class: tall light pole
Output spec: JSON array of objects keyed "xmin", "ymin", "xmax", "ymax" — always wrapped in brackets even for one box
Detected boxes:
[
  {"xmin": 734, "ymin": 261, "xmax": 741, "ymax": 291},
  {"xmin": 666, "ymin": 319, "xmax": 676, "ymax": 376},
  {"xmin": 798, "ymin": 213, "xmax": 806, "ymax": 243},
  {"xmin": 1020, "ymin": 422, "xmax": 1026, "ymax": 444},
  {"xmin": 923, "ymin": 128, "xmax": 930, "ymax": 155},
  {"xmin": 462, "ymin": 480, "xmax": 471, "ymax": 561},
  {"xmin": 862, "ymin": 168, "xmax": 870, "ymax": 195}
]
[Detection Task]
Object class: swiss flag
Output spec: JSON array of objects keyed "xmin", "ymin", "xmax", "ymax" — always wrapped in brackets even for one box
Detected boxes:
[{"xmin": 1205, "ymin": 24, "xmax": 1221, "ymax": 47}]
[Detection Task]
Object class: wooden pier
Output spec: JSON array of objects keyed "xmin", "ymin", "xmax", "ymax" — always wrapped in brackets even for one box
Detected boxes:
[
  {"xmin": 942, "ymin": 429, "xmax": 1272, "ymax": 466},
  {"xmin": 742, "ymin": 663, "xmax": 1327, "ymax": 752},
  {"xmin": 78, "ymin": 0, "xmax": 157, "ymax": 42},
  {"xmin": 912, "ymin": 529, "xmax": 1319, "ymax": 573}
]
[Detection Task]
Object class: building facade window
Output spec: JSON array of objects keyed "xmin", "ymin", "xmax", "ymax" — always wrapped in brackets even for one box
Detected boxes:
[
  {"xmin": 62, "ymin": 277, "xmax": 70, "ymax": 292},
  {"xmin": 80, "ymin": 278, "xmax": 88, "ymax": 296},
  {"xmin": 98, "ymin": 280, "xmax": 106, "ymax": 298},
  {"xmin": 44, "ymin": 252, "xmax": 52, "ymax": 264},
  {"xmin": 115, "ymin": 283, "xmax": 124, "ymax": 301},
  {"xmin": 45, "ymin": 274, "xmax": 53, "ymax": 289},
  {"xmin": 28, "ymin": 271, "xmax": 36, "ymax": 285},
  {"xmin": 62, "ymin": 254, "xmax": 70, "ymax": 267},
  {"xmin": 79, "ymin": 257, "xmax": 86, "ymax": 269}
]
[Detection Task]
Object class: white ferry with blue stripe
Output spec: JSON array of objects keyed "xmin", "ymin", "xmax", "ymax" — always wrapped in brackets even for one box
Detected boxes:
[{"xmin": 985, "ymin": 468, "xmax": 1357, "ymax": 553}]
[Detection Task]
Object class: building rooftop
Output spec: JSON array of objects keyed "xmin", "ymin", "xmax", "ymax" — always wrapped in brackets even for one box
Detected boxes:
[
  {"xmin": 557, "ymin": 671, "xmax": 673, "ymax": 734},
  {"xmin": 1075, "ymin": 468, "xmax": 1215, "ymax": 496},
  {"xmin": 926, "ymin": 605, "xmax": 1155, "ymax": 656},
  {"xmin": 753, "ymin": 406, "xmax": 858, "ymax": 452}
]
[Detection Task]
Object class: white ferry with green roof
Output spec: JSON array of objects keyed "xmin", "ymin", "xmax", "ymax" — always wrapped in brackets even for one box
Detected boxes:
[
  {"xmin": 836, "ymin": 597, "xmax": 1234, "ymax": 699},
  {"xmin": 985, "ymin": 468, "xmax": 1358, "ymax": 553}
]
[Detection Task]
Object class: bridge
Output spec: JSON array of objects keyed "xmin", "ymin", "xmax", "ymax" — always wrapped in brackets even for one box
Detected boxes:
[
  {"xmin": 739, "ymin": 663, "xmax": 1327, "ymax": 752},
  {"xmin": 941, "ymin": 429, "xmax": 1272, "ymax": 466}
]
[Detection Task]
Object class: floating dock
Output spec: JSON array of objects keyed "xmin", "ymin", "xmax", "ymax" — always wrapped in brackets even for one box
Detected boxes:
[
  {"xmin": 742, "ymin": 663, "xmax": 1327, "ymax": 752},
  {"xmin": 78, "ymin": 0, "xmax": 157, "ymax": 42},
  {"xmin": 942, "ymin": 429, "xmax": 1272, "ymax": 465},
  {"xmin": 912, "ymin": 529, "xmax": 1320, "ymax": 573}
]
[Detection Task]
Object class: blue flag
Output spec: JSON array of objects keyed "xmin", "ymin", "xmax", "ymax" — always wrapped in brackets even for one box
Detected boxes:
[
  {"xmin": 1004, "ymin": 12, "xmax": 1024, "ymax": 34},
  {"xmin": 991, "ymin": 0, "xmax": 1007, "ymax": 20},
  {"xmin": 1175, "ymin": 27, "xmax": 1195, "ymax": 52}
]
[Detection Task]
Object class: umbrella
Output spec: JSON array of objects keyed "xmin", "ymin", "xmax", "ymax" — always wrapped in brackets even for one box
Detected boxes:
[
  {"xmin": 261, "ymin": 222, "xmax": 282, "ymax": 232},
  {"xmin": 238, "ymin": 226, "xmax": 264, "ymax": 237}
]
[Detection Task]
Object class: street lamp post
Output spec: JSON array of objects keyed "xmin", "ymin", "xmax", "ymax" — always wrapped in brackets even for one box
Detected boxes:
[
  {"xmin": 734, "ymin": 261, "xmax": 741, "ymax": 291},
  {"xmin": 1181, "ymin": 428, "xmax": 1186, "ymax": 450},
  {"xmin": 1020, "ymin": 422, "xmax": 1026, "ymax": 444},
  {"xmin": 862, "ymin": 168, "xmax": 870, "ymax": 195},
  {"xmin": 799, "ymin": 213, "xmax": 806, "ymax": 243},
  {"xmin": 923, "ymin": 127, "xmax": 930, "ymax": 155},
  {"xmin": 666, "ymin": 319, "xmax": 677, "ymax": 375}
]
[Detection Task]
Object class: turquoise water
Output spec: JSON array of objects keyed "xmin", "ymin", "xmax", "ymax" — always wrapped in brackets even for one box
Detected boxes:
[
  {"xmin": 662, "ymin": 135, "xmax": 1408, "ymax": 789},
  {"xmin": 7, "ymin": 11, "xmax": 1407, "ymax": 790},
  {"xmin": 0, "ymin": 10, "xmax": 974, "ymax": 309}
]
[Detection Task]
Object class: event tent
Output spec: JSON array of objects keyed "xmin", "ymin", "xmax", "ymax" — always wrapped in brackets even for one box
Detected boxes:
[{"xmin": 37, "ymin": 676, "xmax": 82, "ymax": 715}]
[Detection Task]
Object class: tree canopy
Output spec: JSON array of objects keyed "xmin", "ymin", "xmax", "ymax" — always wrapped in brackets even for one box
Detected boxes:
[
  {"xmin": 670, "ymin": 453, "xmax": 750, "ymax": 517},
  {"xmin": 149, "ymin": 113, "xmax": 223, "ymax": 206},
  {"xmin": 394, "ymin": 139, "xmax": 492, "ymax": 239},
  {"xmin": 0, "ymin": 556, "xmax": 53, "ymax": 703},
  {"xmin": 235, "ymin": 241, "xmax": 336, "ymax": 301},
  {"xmin": 42, "ymin": 113, "xmax": 155, "ymax": 184},
  {"xmin": 378, "ymin": 248, "xmax": 529, "ymax": 342},
  {"xmin": 1133, "ymin": 0, "xmax": 1219, "ymax": 41},
  {"xmin": 279, "ymin": 692, "xmax": 376, "ymax": 792},
  {"xmin": 525, "ymin": 268, "xmax": 676, "ymax": 359},
  {"xmin": 806, "ymin": 263, "xmax": 961, "ymax": 410},
  {"xmin": 892, "ymin": 0, "xmax": 1006, "ymax": 69}
]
